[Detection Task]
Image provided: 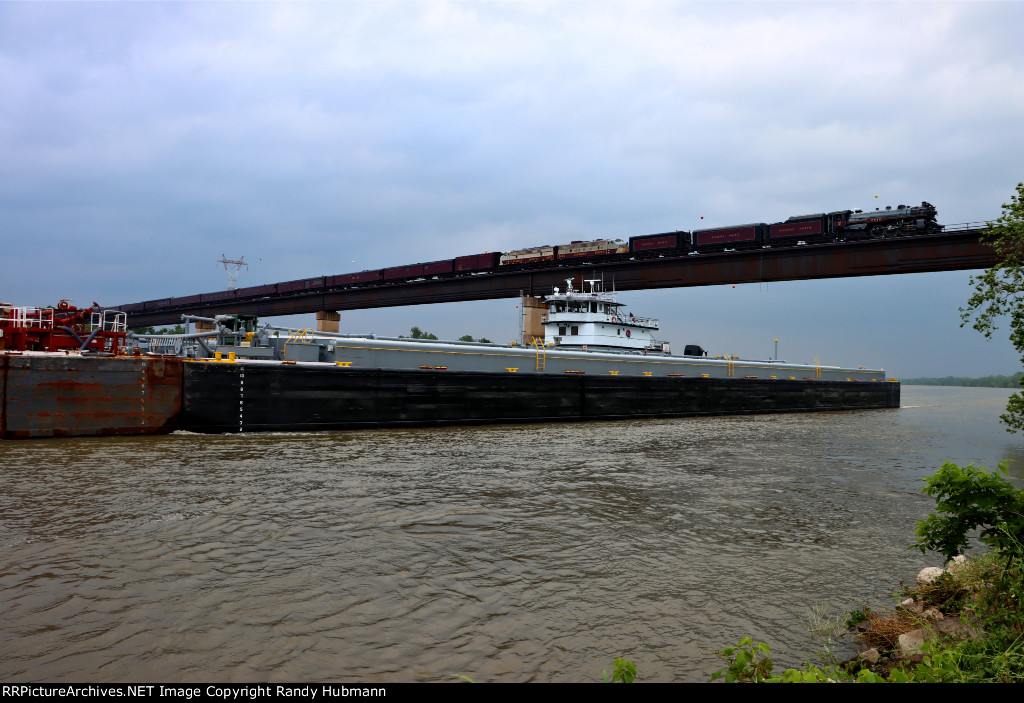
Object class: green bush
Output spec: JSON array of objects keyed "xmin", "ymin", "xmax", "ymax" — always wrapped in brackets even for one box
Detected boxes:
[{"xmin": 912, "ymin": 461, "xmax": 1024, "ymax": 633}]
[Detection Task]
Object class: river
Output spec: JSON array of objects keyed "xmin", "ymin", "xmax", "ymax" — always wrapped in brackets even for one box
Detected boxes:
[{"xmin": 1, "ymin": 386, "xmax": 1022, "ymax": 682}]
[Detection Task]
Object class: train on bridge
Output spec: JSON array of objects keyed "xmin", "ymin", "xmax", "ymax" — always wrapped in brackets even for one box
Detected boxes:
[{"xmin": 118, "ymin": 201, "xmax": 940, "ymax": 314}]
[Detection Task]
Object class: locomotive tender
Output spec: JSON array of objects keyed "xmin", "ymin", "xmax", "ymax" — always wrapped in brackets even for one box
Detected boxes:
[{"xmin": 119, "ymin": 201, "xmax": 940, "ymax": 313}]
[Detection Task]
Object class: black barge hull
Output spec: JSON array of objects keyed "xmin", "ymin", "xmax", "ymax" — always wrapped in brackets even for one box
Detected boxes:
[{"xmin": 182, "ymin": 362, "xmax": 900, "ymax": 433}]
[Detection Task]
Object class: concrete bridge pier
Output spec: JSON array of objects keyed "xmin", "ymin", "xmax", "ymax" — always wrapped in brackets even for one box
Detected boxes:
[
  {"xmin": 521, "ymin": 296, "xmax": 546, "ymax": 345},
  {"xmin": 316, "ymin": 310, "xmax": 341, "ymax": 333}
]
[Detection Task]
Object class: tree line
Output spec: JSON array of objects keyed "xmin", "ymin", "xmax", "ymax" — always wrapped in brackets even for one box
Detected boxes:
[{"xmin": 902, "ymin": 372, "xmax": 1024, "ymax": 388}]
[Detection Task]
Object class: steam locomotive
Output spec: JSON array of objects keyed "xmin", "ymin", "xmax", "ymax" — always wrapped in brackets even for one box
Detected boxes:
[{"xmin": 635, "ymin": 201, "xmax": 940, "ymax": 253}]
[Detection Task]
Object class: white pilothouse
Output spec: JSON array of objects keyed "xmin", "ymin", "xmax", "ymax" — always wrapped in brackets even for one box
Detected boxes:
[{"xmin": 543, "ymin": 279, "xmax": 670, "ymax": 354}]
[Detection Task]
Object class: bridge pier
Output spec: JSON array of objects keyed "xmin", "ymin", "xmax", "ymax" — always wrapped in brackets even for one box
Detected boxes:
[
  {"xmin": 316, "ymin": 310, "xmax": 341, "ymax": 333},
  {"xmin": 521, "ymin": 296, "xmax": 546, "ymax": 345}
]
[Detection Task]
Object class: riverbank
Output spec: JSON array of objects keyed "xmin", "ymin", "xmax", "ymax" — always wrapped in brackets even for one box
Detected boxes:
[
  {"xmin": 713, "ymin": 459, "xmax": 1024, "ymax": 683},
  {"xmin": 841, "ymin": 553, "xmax": 1010, "ymax": 681}
]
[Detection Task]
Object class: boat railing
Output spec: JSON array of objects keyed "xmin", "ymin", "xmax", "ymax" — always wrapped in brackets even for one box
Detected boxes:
[
  {"xmin": 545, "ymin": 311, "xmax": 659, "ymax": 328},
  {"xmin": 146, "ymin": 336, "xmax": 184, "ymax": 356},
  {"xmin": 91, "ymin": 309, "xmax": 127, "ymax": 333},
  {"xmin": 615, "ymin": 315, "xmax": 658, "ymax": 327},
  {"xmin": 1, "ymin": 306, "xmax": 55, "ymax": 330}
]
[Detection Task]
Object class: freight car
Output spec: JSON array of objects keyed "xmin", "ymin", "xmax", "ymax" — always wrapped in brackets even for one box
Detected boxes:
[
  {"xmin": 118, "ymin": 200, "xmax": 941, "ymax": 314},
  {"xmin": 278, "ymin": 276, "xmax": 325, "ymax": 293},
  {"xmin": 326, "ymin": 270, "xmax": 383, "ymax": 286},
  {"xmin": 199, "ymin": 290, "xmax": 234, "ymax": 303},
  {"xmin": 455, "ymin": 252, "xmax": 501, "ymax": 272},
  {"xmin": 236, "ymin": 283, "xmax": 278, "ymax": 299}
]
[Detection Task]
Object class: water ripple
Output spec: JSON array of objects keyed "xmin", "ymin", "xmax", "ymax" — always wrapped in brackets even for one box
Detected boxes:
[{"xmin": 0, "ymin": 387, "xmax": 1020, "ymax": 681}]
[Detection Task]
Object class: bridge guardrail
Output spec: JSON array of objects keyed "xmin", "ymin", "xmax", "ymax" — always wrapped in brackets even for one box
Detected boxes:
[{"xmin": 943, "ymin": 221, "xmax": 991, "ymax": 232}]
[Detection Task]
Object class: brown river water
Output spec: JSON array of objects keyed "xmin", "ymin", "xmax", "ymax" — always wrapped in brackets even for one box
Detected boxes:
[{"xmin": 2, "ymin": 386, "xmax": 1022, "ymax": 683}]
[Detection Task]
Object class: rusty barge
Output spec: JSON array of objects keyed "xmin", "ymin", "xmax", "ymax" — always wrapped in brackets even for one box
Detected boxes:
[{"xmin": 0, "ymin": 302, "xmax": 181, "ymax": 438}]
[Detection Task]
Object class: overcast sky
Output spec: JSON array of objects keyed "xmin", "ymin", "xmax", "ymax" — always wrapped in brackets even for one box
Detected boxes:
[{"xmin": 2, "ymin": 1, "xmax": 1022, "ymax": 377}]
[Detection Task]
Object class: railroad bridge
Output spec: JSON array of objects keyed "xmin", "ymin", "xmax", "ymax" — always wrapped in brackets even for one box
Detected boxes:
[{"xmin": 123, "ymin": 226, "xmax": 995, "ymax": 329}]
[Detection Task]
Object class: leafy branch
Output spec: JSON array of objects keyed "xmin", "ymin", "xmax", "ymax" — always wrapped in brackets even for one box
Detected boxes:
[{"xmin": 961, "ymin": 181, "xmax": 1024, "ymax": 431}]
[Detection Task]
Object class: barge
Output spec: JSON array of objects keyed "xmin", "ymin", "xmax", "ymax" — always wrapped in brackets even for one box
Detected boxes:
[
  {"xmin": 1, "ymin": 284, "xmax": 899, "ymax": 439},
  {"xmin": 183, "ymin": 279, "xmax": 898, "ymax": 433},
  {"xmin": 0, "ymin": 301, "xmax": 182, "ymax": 438}
]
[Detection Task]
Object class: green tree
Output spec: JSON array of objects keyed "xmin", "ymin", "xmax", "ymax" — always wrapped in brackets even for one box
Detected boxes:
[
  {"xmin": 131, "ymin": 324, "xmax": 186, "ymax": 335},
  {"xmin": 961, "ymin": 181, "xmax": 1024, "ymax": 431},
  {"xmin": 406, "ymin": 326, "xmax": 438, "ymax": 340}
]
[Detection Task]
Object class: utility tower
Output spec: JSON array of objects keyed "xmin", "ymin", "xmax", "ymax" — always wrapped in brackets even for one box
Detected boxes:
[{"xmin": 218, "ymin": 254, "xmax": 248, "ymax": 289}]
